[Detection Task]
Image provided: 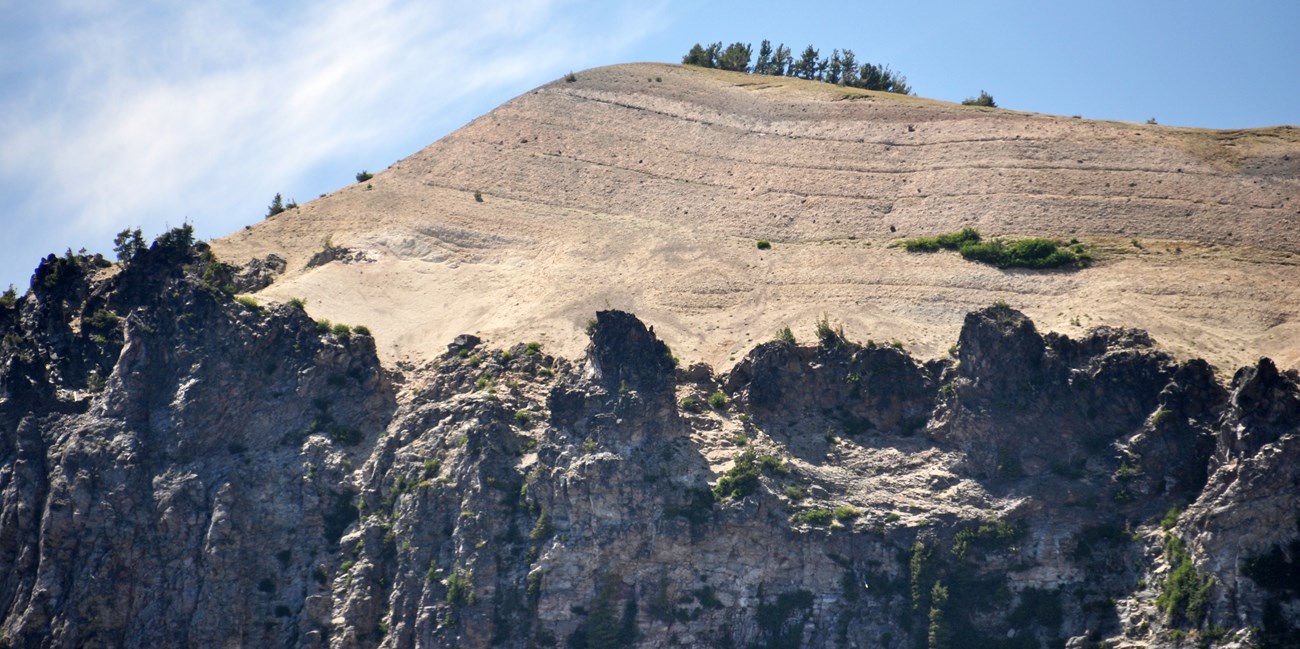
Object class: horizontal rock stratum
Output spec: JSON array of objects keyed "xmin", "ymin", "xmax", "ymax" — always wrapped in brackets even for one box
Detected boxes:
[{"xmin": 212, "ymin": 63, "xmax": 1300, "ymax": 373}]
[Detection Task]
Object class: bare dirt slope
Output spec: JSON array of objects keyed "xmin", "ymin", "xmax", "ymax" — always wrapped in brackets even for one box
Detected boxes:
[{"xmin": 212, "ymin": 63, "xmax": 1300, "ymax": 372}]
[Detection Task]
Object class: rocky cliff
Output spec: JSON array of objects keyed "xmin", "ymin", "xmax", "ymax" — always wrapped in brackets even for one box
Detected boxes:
[{"xmin": 2, "ymin": 238, "xmax": 1297, "ymax": 648}]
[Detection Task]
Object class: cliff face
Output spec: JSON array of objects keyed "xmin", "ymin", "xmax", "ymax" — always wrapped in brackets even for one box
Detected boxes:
[{"xmin": 2, "ymin": 244, "xmax": 1297, "ymax": 648}]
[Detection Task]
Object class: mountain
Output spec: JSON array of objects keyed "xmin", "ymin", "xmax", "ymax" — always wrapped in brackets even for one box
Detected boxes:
[
  {"xmin": 212, "ymin": 63, "xmax": 1300, "ymax": 372},
  {"xmin": 2, "ymin": 64, "xmax": 1299, "ymax": 649}
]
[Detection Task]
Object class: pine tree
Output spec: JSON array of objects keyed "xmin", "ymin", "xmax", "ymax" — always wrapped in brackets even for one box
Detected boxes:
[
  {"xmin": 839, "ymin": 49, "xmax": 858, "ymax": 86},
  {"xmin": 772, "ymin": 44, "xmax": 792, "ymax": 76},
  {"xmin": 754, "ymin": 40, "xmax": 773, "ymax": 75},
  {"xmin": 267, "ymin": 193, "xmax": 285, "ymax": 218},
  {"xmin": 113, "ymin": 228, "xmax": 146, "ymax": 262},
  {"xmin": 826, "ymin": 49, "xmax": 843, "ymax": 85},
  {"xmin": 717, "ymin": 42, "xmax": 753, "ymax": 72},
  {"xmin": 704, "ymin": 42, "xmax": 723, "ymax": 68},
  {"xmin": 794, "ymin": 45, "xmax": 820, "ymax": 80},
  {"xmin": 682, "ymin": 43, "xmax": 710, "ymax": 66},
  {"xmin": 928, "ymin": 583, "xmax": 951, "ymax": 649}
]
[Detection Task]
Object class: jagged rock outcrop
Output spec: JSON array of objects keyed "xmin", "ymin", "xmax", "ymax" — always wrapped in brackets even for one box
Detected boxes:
[
  {"xmin": 1, "ymin": 238, "xmax": 394, "ymax": 648},
  {"xmin": 232, "ymin": 253, "xmax": 287, "ymax": 292},
  {"xmin": 2, "ymin": 245, "xmax": 1298, "ymax": 649}
]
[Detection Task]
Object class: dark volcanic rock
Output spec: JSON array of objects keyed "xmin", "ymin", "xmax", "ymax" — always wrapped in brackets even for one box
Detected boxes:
[
  {"xmin": 233, "ymin": 253, "xmax": 287, "ymax": 292},
  {"xmin": 955, "ymin": 303, "xmax": 1049, "ymax": 401},
  {"xmin": 1221, "ymin": 358, "xmax": 1300, "ymax": 459},
  {"xmin": 584, "ymin": 309, "xmax": 676, "ymax": 396},
  {"xmin": 726, "ymin": 337, "xmax": 936, "ymax": 439},
  {"xmin": 3, "ymin": 256, "xmax": 1298, "ymax": 648}
]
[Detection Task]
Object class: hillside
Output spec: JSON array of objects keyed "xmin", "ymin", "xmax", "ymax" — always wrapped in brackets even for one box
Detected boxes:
[
  {"xmin": 3, "ymin": 63, "xmax": 1300, "ymax": 649},
  {"xmin": 212, "ymin": 63, "xmax": 1300, "ymax": 373}
]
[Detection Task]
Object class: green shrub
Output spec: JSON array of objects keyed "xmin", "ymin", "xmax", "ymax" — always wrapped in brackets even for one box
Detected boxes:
[
  {"xmin": 315, "ymin": 319, "xmax": 332, "ymax": 334},
  {"xmin": 564, "ymin": 71, "xmax": 577, "ymax": 83},
  {"xmin": 832, "ymin": 505, "xmax": 861, "ymax": 521},
  {"xmin": 792, "ymin": 509, "xmax": 834, "ymax": 526},
  {"xmin": 775, "ymin": 326, "xmax": 795, "ymax": 344},
  {"xmin": 756, "ymin": 239, "xmax": 772, "ymax": 250},
  {"xmin": 708, "ymin": 391, "xmax": 728, "ymax": 409},
  {"xmin": 473, "ymin": 190, "xmax": 484, "ymax": 202},
  {"xmin": 526, "ymin": 341, "xmax": 542, "ymax": 355},
  {"xmin": 86, "ymin": 308, "xmax": 120, "ymax": 330},
  {"xmin": 352, "ymin": 325, "xmax": 371, "ymax": 336},
  {"xmin": 318, "ymin": 420, "xmax": 362, "ymax": 445},
  {"xmin": 679, "ymin": 395, "xmax": 701, "ymax": 412},
  {"xmin": 514, "ymin": 410, "xmax": 533, "ymax": 425},
  {"xmin": 287, "ymin": 297, "xmax": 307, "ymax": 310},
  {"xmin": 355, "ymin": 170, "xmax": 373, "ymax": 183},
  {"xmin": 902, "ymin": 227, "xmax": 981, "ymax": 252},
  {"xmin": 928, "ymin": 583, "xmax": 952, "ymax": 649},
  {"xmin": 713, "ymin": 449, "xmax": 787, "ymax": 500},
  {"xmin": 952, "ymin": 518, "xmax": 1023, "ymax": 559},
  {"xmin": 1150, "ymin": 406, "xmax": 1173, "ymax": 427},
  {"xmin": 332, "ymin": 323, "xmax": 352, "ymax": 338},
  {"xmin": 961, "ymin": 90, "xmax": 996, "ymax": 107},
  {"xmin": 959, "ymin": 238, "xmax": 1084, "ymax": 269},
  {"xmin": 422, "ymin": 459, "xmax": 441, "ymax": 478},
  {"xmin": 530, "ymin": 513, "xmax": 553, "ymax": 541},
  {"xmin": 1160, "ymin": 506, "xmax": 1182, "ymax": 531},
  {"xmin": 1157, "ymin": 534, "xmax": 1213, "ymax": 626},
  {"xmin": 815, "ymin": 312, "xmax": 846, "ymax": 348},
  {"xmin": 902, "ymin": 229, "xmax": 1088, "ymax": 270},
  {"xmin": 235, "ymin": 296, "xmax": 261, "ymax": 311},
  {"xmin": 446, "ymin": 565, "xmax": 475, "ymax": 606}
]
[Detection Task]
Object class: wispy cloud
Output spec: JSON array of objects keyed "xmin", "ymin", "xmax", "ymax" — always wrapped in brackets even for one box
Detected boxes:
[{"xmin": 0, "ymin": 0, "xmax": 667, "ymax": 286}]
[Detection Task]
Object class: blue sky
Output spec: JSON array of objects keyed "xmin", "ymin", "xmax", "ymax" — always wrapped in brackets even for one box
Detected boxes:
[{"xmin": 2, "ymin": 0, "xmax": 1297, "ymax": 290}]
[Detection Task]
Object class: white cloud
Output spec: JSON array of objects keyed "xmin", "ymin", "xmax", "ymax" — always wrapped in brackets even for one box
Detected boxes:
[{"xmin": 0, "ymin": 0, "xmax": 667, "ymax": 286}]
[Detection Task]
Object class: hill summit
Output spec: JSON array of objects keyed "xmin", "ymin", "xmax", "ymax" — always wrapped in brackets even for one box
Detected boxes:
[{"xmin": 212, "ymin": 63, "xmax": 1300, "ymax": 373}]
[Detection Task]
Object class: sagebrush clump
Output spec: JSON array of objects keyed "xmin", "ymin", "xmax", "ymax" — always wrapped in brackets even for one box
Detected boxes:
[{"xmin": 901, "ymin": 228, "xmax": 1090, "ymax": 270}]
